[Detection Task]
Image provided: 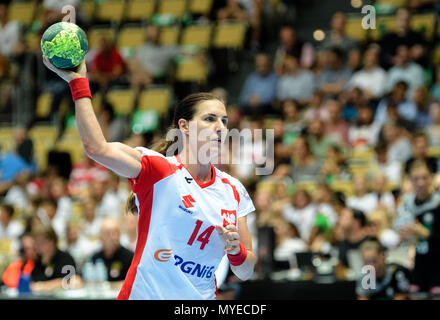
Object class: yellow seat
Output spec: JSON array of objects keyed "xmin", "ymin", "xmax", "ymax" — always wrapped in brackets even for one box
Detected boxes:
[
  {"xmin": 295, "ymin": 181, "xmax": 318, "ymax": 195},
  {"xmin": 428, "ymin": 146, "xmax": 440, "ymax": 158},
  {"xmin": 213, "ymin": 22, "xmax": 247, "ymax": 49},
  {"xmin": 87, "ymin": 28, "xmax": 116, "ymax": 49},
  {"xmin": 371, "ymin": 16, "xmax": 396, "ymax": 40},
  {"xmin": 24, "ymin": 32, "xmax": 40, "ymax": 52},
  {"xmin": 345, "ymin": 17, "xmax": 367, "ymax": 42},
  {"xmin": 96, "ymin": 0, "xmax": 125, "ymax": 23},
  {"xmin": 36, "ymin": 93, "xmax": 53, "ymax": 118},
  {"xmin": 106, "ymin": 89, "xmax": 136, "ymax": 115},
  {"xmin": 125, "ymin": 0, "xmax": 155, "ymax": 21},
  {"xmin": 0, "ymin": 127, "xmax": 14, "ymax": 153},
  {"xmin": 160, "ymin": 26, "xmax": 180, "ymax": 46},
  {"xmin": 33, "ymin": 140, "xmax": 51, "ymax": 172},
  {"xmin": 181, "ymin": 24, "xmax": 212, "ymax": 48},
  {"xmin": 28, "ymin": 126, "xmax": 58, "ymax": 147},
  {"xmin": 80, "ymin": 0, "xmax": 96, "ymax": 21},
  {"xmin": 411, "ymin": 13, "xmax": 435, "ymax": 39},
  {"xmin": 117, "ymin": 27, "xmax": 146, "ymax": 48},
  {"xmin": 138, "ymin": 87, "xmax": 172, "ymax": 116},
  {"xmin": 375, "ymin": 0, "xmax": 406, "ymax": 5},
  {"xmin": 0, "ymin": 239, "xmax": 12, "ymax": 255},
  {"xmin": 55, "ymin": 140, "xmax": 85, "ymax": 165},
  {"xmin": 331, "ymin": 180, "xmax": 354, "ymax": 197},
  {"xmin": 175, "ymin": 57, "xmax": 207, "ymax": 82},
  {"xmin": 8, "ymin": 1, "xmax": 36, "ymax": 26},
  {"xmin": 92, "ymin": 91, "xmax": 103, "ymax": 114},
  {"xmin": 189, "ymin": 0, "xmax": 213, "ymax": 15},
  {"xmin": 158, "ymin": 0, "xmax": 187, "ymax": 18}
]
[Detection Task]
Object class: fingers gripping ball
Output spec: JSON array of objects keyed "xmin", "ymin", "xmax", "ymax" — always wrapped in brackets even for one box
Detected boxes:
[{"xmin": 41, "ymin": 22, "xmax": 88, "ymax": 70}]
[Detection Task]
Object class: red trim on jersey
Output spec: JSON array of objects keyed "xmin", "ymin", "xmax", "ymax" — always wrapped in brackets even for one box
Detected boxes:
[
  {"xmin": 221, "ymin": 178, "xmax": 240, "ymax": 204},
  {"xmin": 175, "ymin": 154, "xmax": 216, "ymax": 188},
  {"xmin": 117, "ymin": 153, "xmax": 178, "ymax": 300}
]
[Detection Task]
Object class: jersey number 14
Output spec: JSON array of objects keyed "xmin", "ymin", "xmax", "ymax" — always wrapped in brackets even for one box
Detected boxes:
[{"xmin": 187, "ymin": 220, "xmax": 215, "ymax": 250}]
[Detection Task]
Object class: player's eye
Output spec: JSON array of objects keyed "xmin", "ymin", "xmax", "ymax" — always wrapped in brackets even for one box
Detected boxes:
[
  {"xmin": 222, "ymin": 118, "xmax": 228, "ymax": 126},
  {"xmin": 204, "ymin": 116, "xmax": 215, "ymax": 122}
]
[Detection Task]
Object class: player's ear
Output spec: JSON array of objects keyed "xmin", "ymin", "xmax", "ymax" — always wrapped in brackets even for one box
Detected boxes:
[{"xmin": 178, "ymin": 118, "xmax": 189, "ymax": 135}]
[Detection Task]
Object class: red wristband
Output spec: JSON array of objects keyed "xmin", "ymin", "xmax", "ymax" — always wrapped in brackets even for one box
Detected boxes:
[
  {"xmin": 227, "ymin": 242, "xmax": 247, "ymax": 266},
  {"xmin": 69, "ymin": 78, "xmax": 92, "ymax": 102}
]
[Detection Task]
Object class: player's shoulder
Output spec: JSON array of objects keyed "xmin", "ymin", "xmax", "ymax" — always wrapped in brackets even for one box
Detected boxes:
[
  {"xmin": 135, "ymin": 147, "xmax": 179, "ymax": 165},
  {"xmin": 215, "ymin": 169, "xmax": 251, "ymax": 202}
]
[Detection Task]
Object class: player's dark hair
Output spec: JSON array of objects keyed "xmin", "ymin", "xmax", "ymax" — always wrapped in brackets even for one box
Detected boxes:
[{"xmin": 150, "ymin": 92, "xmax": 224, "ymax": 156}]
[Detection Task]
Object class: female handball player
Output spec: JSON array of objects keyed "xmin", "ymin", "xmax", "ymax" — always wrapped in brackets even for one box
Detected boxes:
[{"xmin": 42, "ymin": 57, "xmax": 256, "ymax": 300}]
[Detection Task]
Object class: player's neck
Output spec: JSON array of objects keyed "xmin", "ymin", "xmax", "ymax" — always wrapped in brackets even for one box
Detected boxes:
[{"xmin": 178, "ymin": 149, "xmax": 212, "ymax": 184}]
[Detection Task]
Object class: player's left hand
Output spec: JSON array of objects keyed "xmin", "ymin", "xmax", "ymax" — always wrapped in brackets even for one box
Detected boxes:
[{"xmin": 215, "ymin": 224, "xmax": 240, "ymax": 255}]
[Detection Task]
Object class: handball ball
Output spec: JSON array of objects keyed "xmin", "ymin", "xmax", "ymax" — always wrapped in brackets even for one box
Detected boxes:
[{"xmin": 41, "ymin": 22, "xmax": 88, "ymax": 70}]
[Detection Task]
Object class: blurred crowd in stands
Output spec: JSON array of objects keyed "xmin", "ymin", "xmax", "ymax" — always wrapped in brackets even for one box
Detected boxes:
[{"xmin": 1, "ymin": 0, "xmax": 440, "ymax": 300}]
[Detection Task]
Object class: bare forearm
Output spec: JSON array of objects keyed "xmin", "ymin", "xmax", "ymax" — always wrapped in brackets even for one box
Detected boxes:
[{"xmin": 75, "ymin": 97, "xmax": 107, "ymax": 155}]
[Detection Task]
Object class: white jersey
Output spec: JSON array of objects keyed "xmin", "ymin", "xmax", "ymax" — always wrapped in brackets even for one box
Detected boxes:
[{"xmin": 117, "ymin": 147, "xmax": 255, "ymax": 300}]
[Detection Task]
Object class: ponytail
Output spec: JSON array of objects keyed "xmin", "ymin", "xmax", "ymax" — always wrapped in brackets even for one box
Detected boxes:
[{"xmin": 125, "ymin": 191, "xmax": 138, "ymax": 216}]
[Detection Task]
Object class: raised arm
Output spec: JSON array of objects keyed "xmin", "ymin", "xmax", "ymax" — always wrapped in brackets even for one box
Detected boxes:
[{"xmin": 42, "ymin": 57, "xmax": 142, "ymax": 178}]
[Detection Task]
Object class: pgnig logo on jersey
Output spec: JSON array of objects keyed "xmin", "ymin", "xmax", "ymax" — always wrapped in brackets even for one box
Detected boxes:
[
  {"xmin": 153, "ymin": 249, "xmax": 215, "ymax": 279},
  {"xmin": 154, "ymin": 249, "xmax": 173, "ymax": 262}
]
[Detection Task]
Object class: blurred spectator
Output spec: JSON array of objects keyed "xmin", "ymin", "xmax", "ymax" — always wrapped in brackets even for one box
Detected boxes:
[
  {"xmin": 385, "ymin": 44, "xmax": 425, "ymax": 99},
  {"xmin": 90, "ymin": 218, "xmax": 133, "ymax": 284},
  {"xmin": 324, "ymin": 99, "xmax": 349, "ymax": 146},
  {"xmin": 347, "ymin": 174, "xmax": 377, "ymax": 215},
  {"xmin": 4, "ymin": 171, "xmax": 31, "ymax": 211},
  {"xmin": 317, "ymin": 47, "xmax": 352, "ymax": 98},
  {"xmin": 345, "ymin": 45, "xmax": 387, "ymax": 99},
  {"xmin": 67, "ymin": 156, "xmax": 109, "ymax": 196},
  {"xmin": 79, "ymin": 196, "xmax": 102, "ymax": 242},
  {"xmin": 64, "ymin": 222, "xmax": 99, "ymax": 269},
  {"xmin": 303, "ymin": 90, "xmax": 329, "ymax": 122},
  {"xmin": 97, "ymin": 100, "xmax": 127, "ymax": 143},
  {"xmin": 274, "ymin": 26, "xmax": 306, "ymax": 73},
  {"xmin": 382, "ymin": 122, "xmax": 413, "ymax": 164},
  {"xmin": 275, "ymin": 55, "xmax": 315, "ymax": 104},
  {"xmin": 349, "ymin": 103, "xmax": 381, "ymax": 148},
  {"xmin": 88, "ymin": 35, "xmax": 127, "ymax": 92},
  {"xmin": 0, "ymin": 3, "xmax": 24, "ymax": 59},
  {"xmin": 0, "ymin": 204, "xmax": 24, "ymax": 253},
  {"xmin": 91, "ymin": 179, "xmax": 123, "ymax": 219},
  {"xmin": 30, "ymin": 225, "xmax": 78, "ymax": 292},
  {"xmin": 320, "ymin": 145, "xmax": 350, "ymax": 182},
  {"xmin": 307, "ymin": 119, "xmax": 339, "ymax": 160},
  {"xmin": 412, "ymin": 86, "xmax": 432, "ymax": 129},
  {"xmin": 239, "ymin": 53, "xmax": 278, "ymax": 116},
  {"xmin": 394, "ymin": 161, "xmax": 440, "ymax": 297},
  {"xmin": 216, "ymin": 0, "xmax": 249, "ymax": 22},
  {"xmin": 270, "ymin": 218, "xmax": 307, "ymax": 268},
  {"xmin": 356, "ymin": 239, "xmax": 410, "ymax": 300},
  {"xmin": 425, "ymin": 101, "xmax": 440, "ymax": 146},
  {"xmin": 282, "ymin": 189, "xmax": 316, "ymax": 241},
  {"xmin": 0, "ymin": 127, "xmax": 35, "ymax": 185},
  {"xmin": 120, "ymin": 213, "xmax": 138, "ymax": 252},
  {"xmin": 374, "ymin": 81, "xmax": 417, "ymax": 128},
  {"xmin": 430, "ymin": 67, "xmax": 440, "ymax": 100},
  {"xmin": 1, "ymin": 233, "xmax": 36, "ymax": 289},
  {"xmin": 404, "ymin": 132, "xmax": 438, "ymax": 175},
  {"xmin": 281, "ymin": 100, "xmax": 305, "ymax": 145},
  {"xmin": 335, "ymin": 208, "xmax": 369, "ymax": 268},
  {"xmin": 379, "ymin": 7, "xmax": 428, "ymax": 69},
  {"xmin": 373, "ymin": 143, "xmax": 403, "ymax": 186},
  {"xmin": 321, "ymin": 12, "xmax": 358, "ymax": 57},
  {"xmin": 367, "ymin": 209, "xmax": 400, "ymax": 250},
  {"xmin": 290, "ymin": 136, "xmax": 322, "ymax": 182},
  {"xmin": 129, "ymin": 25, "xmax": 179, "ymax": 89},
  {"xmin": 371, "ymin": 173, "xmax": 396, "ymax": 214}
]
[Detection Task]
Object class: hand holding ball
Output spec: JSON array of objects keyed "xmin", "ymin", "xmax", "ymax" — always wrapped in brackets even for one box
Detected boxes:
[{"xmin": 41, "ymin": 22, "xmax": 88, "ymax": 70}]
